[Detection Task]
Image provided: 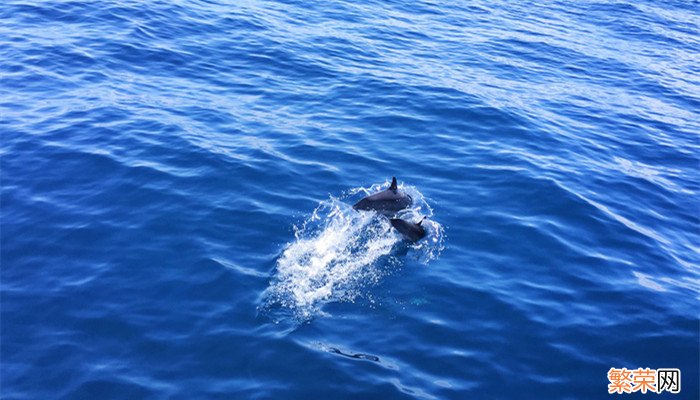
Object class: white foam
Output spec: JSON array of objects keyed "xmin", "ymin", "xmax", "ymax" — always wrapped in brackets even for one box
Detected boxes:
[{"xmin": 262, "ymin": 181, "xmax": 445, "ymax": 320}]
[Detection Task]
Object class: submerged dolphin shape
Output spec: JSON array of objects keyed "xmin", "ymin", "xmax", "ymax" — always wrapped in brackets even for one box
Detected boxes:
[
  {"xmin": 353, "ymin": 177, "xmax": 412, "ymax": 215},
  {"xmin": 390, "ymin": 217, "xmax": 426, "ymax": 242}
]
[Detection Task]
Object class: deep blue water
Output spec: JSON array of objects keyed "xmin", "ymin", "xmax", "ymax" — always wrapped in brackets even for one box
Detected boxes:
[{"xmin": 2, "ymin": 0, "xmax": 699, "ymax": 398}]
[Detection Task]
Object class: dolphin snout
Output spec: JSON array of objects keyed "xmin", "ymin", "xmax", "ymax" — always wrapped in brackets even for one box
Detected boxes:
[{"xmin": 352, "ymin": 198, "xmax": 371, "ymax": 211}]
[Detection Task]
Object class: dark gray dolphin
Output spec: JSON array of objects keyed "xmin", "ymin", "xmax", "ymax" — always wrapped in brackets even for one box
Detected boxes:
[
  {"xmin": 390, "ymin": 217, "xmax": 426, "ymax": 242},
  {"xmin": 353, "ymin": 177, "xmax": 412, "ymax": 215}
]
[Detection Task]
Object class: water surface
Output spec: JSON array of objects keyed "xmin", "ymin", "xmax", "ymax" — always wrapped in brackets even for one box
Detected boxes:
[{"xmin": 2, "ymin": 0, "xmax": 699, "ymax": 398}]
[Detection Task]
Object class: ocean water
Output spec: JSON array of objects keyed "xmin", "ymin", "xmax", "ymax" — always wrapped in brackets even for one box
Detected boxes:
[{"xmin": 1, "ymin": 0, "xmax": 699, "ymax": 398}]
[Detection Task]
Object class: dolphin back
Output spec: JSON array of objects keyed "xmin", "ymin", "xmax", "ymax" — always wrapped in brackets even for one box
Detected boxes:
[
  {"xmin": 353, "ymin": 177, "xmax": 412, "ymax": 215},
  {"xmin": 390, "ymin": 218, "xmax": 426, "ymax": 242}
]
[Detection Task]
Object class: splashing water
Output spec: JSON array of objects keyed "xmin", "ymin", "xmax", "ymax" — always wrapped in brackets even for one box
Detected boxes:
[{"xmin": 262, "ymin": 181, "xmax": 445, "ymax": 321}]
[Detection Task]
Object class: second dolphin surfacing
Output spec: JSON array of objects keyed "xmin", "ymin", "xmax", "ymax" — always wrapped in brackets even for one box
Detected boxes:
[
  {"xmin": 352, "ymin": 177, "xmax": 412, "ymax": 216},
  {"xmin": 390, "ymin": 217, "xmax": 426, "ymax": 242}
]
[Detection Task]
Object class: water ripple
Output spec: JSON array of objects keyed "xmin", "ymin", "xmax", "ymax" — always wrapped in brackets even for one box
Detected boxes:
[{"xmin": 2, "ymin": 0, "xmax": 699, "ymax": 398}]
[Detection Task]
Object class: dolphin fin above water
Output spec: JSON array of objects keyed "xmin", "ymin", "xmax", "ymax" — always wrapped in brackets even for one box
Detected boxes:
[
  {"xmin": 390, "ymin": 217, "xmax": 426, "ymax": 242},
  {"xmin": 353, "ymin": 177, "xmax": 412, "ymax": 215}
]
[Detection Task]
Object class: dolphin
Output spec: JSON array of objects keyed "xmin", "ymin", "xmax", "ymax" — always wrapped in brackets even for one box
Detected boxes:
[
  {"xmin": 390, "ymin": 217, "xmax": 426, "ymax": 242},
  {"xmin": 353, "ymin": 177, "xmax": 412, "ymax": 215}
]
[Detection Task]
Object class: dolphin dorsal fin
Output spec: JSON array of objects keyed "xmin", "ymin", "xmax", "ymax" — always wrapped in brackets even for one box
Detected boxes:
[
  {"xmin": 390, "ymin": 177, "xmax": 398, "ymax": 191},
  {"xmin": 417, "ymin": 216, "xmax": 426, "ymax": 226}
]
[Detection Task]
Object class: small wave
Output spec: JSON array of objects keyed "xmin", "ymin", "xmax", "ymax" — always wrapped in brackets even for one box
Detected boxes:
[{"xmin": 261, "ymin": 180, "xmax": 445, "ymax": 321}]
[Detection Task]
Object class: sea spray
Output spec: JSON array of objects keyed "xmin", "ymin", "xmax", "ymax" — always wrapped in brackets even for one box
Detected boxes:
[{"xmin": 262, "ymin": 181, "xmax": 445, "ymax": 320}]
